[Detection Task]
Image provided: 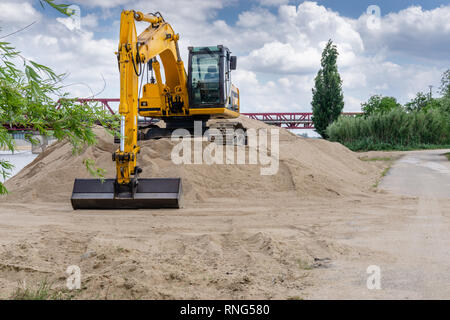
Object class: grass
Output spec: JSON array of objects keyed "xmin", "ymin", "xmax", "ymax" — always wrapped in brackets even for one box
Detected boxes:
[
  {"xmin": 360, "ymin": 156, "xmax": 394, "ymax": 162},
  {"xmin": 444, "ymin": 152, "xmax": 450, "ymax": 161},
  {"xmin": 359, "ymin": 153, "xmax": 397, "ymax": 189},
  {"xmin": 343, "ymin": 143, "xmax": 450, "ymax": 152},
  {"xmin": 287, "ymin": 296, "xmax": 304, "ymax": 300},
  {"xmin": 373, "ymin": 165, "xmax": 392, "ymax": 188},
  {"xmin": 326, "ymin": 107, "xmax": 450, "ymax": 152},
  {"xmin": 11, "ymin": 280, "xmax": 75, "ymax": 300},
  {"xmin": 380, "ymin": 166, "xmax": 390, "ymax": 178},
  {"xmin": 12, "ymin": 280, "xmax": 54, "ymax": 300},
  {"xmin": 297, "ymin": 258, "xmax": 312, "ymax": 270}
]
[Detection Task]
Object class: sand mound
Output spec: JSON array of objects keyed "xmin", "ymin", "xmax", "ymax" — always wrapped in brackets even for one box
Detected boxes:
[{"xmin": 2, "ymin": 116, "xmax": 377, "ymax": 205}]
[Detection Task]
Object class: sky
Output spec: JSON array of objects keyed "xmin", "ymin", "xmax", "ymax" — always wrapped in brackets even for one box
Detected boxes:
[{"xmin": 0, "ymin": 0, "xmax": 449, "ymax": 115}]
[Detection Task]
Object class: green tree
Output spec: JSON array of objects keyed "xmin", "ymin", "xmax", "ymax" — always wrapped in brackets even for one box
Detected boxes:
[
  {"xmin": 404, "ymin": 92, "xmax": 431, "ymax": 112},
  {"xmin": 439, "ymin": 69, "xmax": 450, "ymax": 98},
  {"xmin": 362, "ymin": 95, "xmax": 402, "ymax": 115},
  {"xmin": 0, "ymin": 2, "xmax": 118, "ymax": 194},
  {"xmin": 312, "ymin": 40, "xmax": 344, "ymax": 138},
  {"xmin": 440, "ymin": 95, "xmax": 450, "ymax": 113}
]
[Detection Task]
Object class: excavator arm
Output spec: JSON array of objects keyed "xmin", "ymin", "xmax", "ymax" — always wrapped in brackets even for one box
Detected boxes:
[
  {"xmin": 71, "ymin": 10, "xmax": 183, "ymax": 210},
  {"xmin": 115, "ymin": 10, "xmax": 188, "ymax": 185},
  {"xmin": 71, "ymin": 10, "xmax": 241, "ymax": 210}
]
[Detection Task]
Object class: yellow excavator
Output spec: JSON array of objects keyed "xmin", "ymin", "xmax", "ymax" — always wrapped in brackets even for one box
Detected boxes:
[{"xmin": 71, "ymin": 10, "xmax": 243, "ymax": 209}]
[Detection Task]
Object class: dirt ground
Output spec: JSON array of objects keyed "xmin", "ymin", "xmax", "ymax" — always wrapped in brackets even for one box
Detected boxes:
[
  {"xmin": 307, "ymin": 149, "xmax": 450, "ymax": 299},
  {"xmin": 1, "ymin": 118, "xmax": 449, "ymax": 299},
  {"xmin": 0, "ymin": 193, "xmax": 390, "ymax": 299}
]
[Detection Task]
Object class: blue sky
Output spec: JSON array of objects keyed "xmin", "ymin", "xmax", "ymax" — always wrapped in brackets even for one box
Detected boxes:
[
  {"xmin": 1, "ymin": 0, "xmax": 450, "ymax": 115},
  {"xmin": 36, "ymin": 0, "xmax": 450, "ymax": 21},
  {"xmin": 313, "ymin": 0, "xmax": 449, "ymax": 17}
]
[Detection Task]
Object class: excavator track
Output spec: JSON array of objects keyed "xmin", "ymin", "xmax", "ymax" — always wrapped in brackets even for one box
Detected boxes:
[{"xmin": 208, "ymin": 121, "xmax": 247, "ymax": 145}]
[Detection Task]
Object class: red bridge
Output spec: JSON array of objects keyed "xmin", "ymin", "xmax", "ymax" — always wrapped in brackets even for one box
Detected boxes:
[
  {"xmin": 242, "ymin": 112, "xmax": 362, "ymax": 129},
  {"xmin": 4, "ymin": 98, "xmax": 362, "ymax": 131}
]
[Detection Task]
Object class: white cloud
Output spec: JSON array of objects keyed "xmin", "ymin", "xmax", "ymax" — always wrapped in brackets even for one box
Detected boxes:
[
  {"xmin": 2, "ymin": 0, "xmax": 449, "ymax": 115},
  {"xmin": 345, "ymin": 96, "xmax": 363, "ymax": 112},
  {"xmin": 0, "ymin": 1, "xmax": 41, "ymax": 23},
  {"xmin": 277, "ymin": 2, "xmax": 364, "ymax": 52},
  {"xmin": 237, "ymin": 8, "xmax": 276, "ymax": 28},
  {"xmin": 357, "ymin": 5, "xmax": 450, "ymax": 61},
  {"xmin": 233, "ymin": 69, "xmax": 314, "ymax": 112},
  {"xmin": 257, "ymin": 0, "xmax": 290, "ymax": 7},
  {"xmin": 71, "ymin": 0, "xmax": 131, "ymax": 9},
  {"xmin": 278, "ymin": 77, "xmax": 292, "ymax": 88},
  {"xmin": 82, "ymin": 14, "xmax": 99, "ymax": 28},
  {"xmin": 342, "ymin": 71, "xmax": 367, "ymax": 89},
  {"xmin": 10, "ymin": 15, "xmax": 118, "ymax": 98},
  {"xmin": 242, "ymin": 41, "xmax": 321, "ymax": 74},
  {"xmin": 222, "ymin": 2, "xmax": 368, "ymax": 111},
  {"xmin": 235, "ymin": 2, "xmax": 365, "ymax": 76},
  {"xmin": 229, "ymin": 2, "xmax": 449, "ymax": 111}
]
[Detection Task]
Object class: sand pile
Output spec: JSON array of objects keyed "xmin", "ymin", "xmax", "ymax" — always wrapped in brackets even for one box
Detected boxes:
[
  {"xmin": 0, "ymin": 116, "xmax": 388, "ymax": 300},
  {"xmin": 2, "ymin": 116, "xmax": 377, "ymax": 205}
]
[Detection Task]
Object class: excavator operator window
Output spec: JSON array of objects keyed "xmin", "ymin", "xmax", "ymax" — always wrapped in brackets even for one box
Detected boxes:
[{"xmin": 190, "ymin": 51, "xmax": 221, "ymax": 106}]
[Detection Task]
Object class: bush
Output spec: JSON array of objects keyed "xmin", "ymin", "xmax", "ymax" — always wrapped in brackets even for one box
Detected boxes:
[
  {"xmin": 362, "ymin": 95, "xmax": 402, "ymax": 115},
  {"xmin": 326, "ymin": 108, "xmax": 450, "ymax": 151}
]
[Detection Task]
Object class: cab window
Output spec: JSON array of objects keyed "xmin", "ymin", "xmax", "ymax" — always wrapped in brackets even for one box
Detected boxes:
[{"xmin": 191, "ymin": 52, "xmax": 220, "ymax": 105}]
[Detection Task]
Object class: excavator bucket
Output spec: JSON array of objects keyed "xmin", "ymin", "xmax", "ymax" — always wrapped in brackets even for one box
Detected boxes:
[{"xmin": 71, "ymin": 178, "xmax": 182, "ymax": 209}]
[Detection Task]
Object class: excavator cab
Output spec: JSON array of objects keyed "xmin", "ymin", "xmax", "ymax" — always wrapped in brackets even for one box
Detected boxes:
[{"xmin": 188, "ymin": 45, "xmax": 239, "ymax": 113}]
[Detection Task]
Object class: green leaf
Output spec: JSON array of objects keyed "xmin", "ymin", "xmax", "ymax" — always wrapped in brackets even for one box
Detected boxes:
[
  {"xmin": 41, "ymin": 0, "xmax": 73, "ymax": 16},
  {"xmin": 0, "ymin": 40, "xmax": 118, "ymax": 194},
  {"xmin": 83, "ymin": 158, "xmax": 106, "ymax": 182}
]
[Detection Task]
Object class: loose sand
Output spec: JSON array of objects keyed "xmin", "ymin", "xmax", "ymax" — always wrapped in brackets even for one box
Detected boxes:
[
  {"xmin": 0, "ymin": 116, "xmax": 434, "ymax": 299},
  {"xmin": 4, "ymin": 117, "xmax": 378, "ymax": 204}
]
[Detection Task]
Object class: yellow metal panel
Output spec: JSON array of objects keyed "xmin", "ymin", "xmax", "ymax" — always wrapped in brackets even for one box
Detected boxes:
[
  {"xmin": 188, "ymin": 108, "xmax": 240, "ymax": 119},
  {"xmin": 141, "ymin": 83, "xmax": 162, "ymax": 108}
]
